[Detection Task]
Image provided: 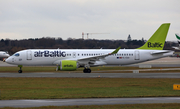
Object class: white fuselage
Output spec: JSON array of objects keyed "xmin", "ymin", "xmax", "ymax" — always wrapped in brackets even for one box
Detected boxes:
[{"xmin": 5, "ymin": 49, "xmax": 174, "ymax": 66}]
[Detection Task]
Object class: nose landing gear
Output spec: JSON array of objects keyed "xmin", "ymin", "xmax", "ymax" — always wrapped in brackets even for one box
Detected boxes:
[{"xmin": 18, "ymin": 65, "xmax": 23, "ymax": 73}]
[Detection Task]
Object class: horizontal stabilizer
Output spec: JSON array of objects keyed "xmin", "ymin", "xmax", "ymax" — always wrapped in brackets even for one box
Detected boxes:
[
  {"xmin": 151, "ymin": 50, "xmax": 172, "ymax": 55},
  {"xmin": 172, "ymin": 46, "xmax": 180, "ymax": 50}
]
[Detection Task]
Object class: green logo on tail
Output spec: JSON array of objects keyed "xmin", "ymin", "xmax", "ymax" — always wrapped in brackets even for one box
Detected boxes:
[{"xmin": 147, "ymin": 42, "xmax": 162, "ymax": 48}]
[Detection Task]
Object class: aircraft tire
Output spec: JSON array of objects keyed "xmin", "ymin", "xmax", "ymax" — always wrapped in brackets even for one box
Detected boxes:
[
  {"xmin": 83, "ymin": 68, "xmax": 91, "ymax": 73},
  {"xmin": 83, "ymin": 69, "xmax": 87, "ymax": 73},
  {"xmin": 18, "ymin": 70, "xmax": 22, "ymax": 73},
  {"xmin": 87, "ymin": 69, "xmax": 91, "ymax": 73}
]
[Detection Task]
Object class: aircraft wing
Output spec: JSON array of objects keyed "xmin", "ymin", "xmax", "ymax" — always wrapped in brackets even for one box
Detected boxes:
[{"xmin": 77, "ymin": 47, "xmax": 120, "ymax": 65}]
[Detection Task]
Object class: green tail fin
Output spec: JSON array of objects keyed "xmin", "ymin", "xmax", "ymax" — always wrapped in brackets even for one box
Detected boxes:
[
  {"xmin": 175, "ymin": 34, "xmax": 180, "ymax": 40},
  {"xmin": 137, "ymin": 23, "xmax": 170, "ymax": 50}
]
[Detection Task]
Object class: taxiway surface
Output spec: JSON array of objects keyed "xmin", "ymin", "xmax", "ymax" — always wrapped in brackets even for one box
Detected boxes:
[
  {"xmin": 1, "ymin": 72, "xmax": 180, "ymax": 78},
  {"xmin": 1, "ymin": 97, "xmax": 180, "ymax": 107}
]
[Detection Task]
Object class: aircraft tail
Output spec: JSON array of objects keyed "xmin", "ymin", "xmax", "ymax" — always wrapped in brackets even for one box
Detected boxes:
[
  {"xmin": 175, "ymin": 34, "xmax": 180, "ymax": 40},
  {"xmin": 137, "ymin": 23, "xmax": 170, "ymax": 50}
]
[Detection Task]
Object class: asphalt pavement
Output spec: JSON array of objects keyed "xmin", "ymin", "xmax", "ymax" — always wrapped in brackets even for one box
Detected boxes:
[{"xmin": 1, "ymin": 97, "xmax": 180, "ymax": 108}]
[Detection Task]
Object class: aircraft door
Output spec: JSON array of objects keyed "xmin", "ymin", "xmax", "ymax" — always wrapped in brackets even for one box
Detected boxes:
[
  {"xmin": 134, "ymin": 50, "xmax": 140, "ymax": 60},
  {"xmin": 27, "ymin": 50, "xmax": 32, "ymax": 60},
  {"xmin": 73, "ymin": 52, "xmax": 76, "ymax": 58}
]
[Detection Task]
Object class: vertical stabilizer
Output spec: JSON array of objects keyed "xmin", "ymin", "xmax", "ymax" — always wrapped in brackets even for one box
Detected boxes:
[
  {"xmin": 138, "ymin": 23, "xmax": 170, "ymax": 50},
  {"xmin": 175, "ymin": 34, "xmax": 180, "ymax": 40}
]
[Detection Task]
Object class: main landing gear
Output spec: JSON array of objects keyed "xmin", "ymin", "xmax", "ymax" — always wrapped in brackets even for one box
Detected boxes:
[
  {"xmin": 83, "ymin": 68, "xmax": 91, "ymax": 73},
  {"xmin": 18, "ymin": 65, "xmax": 23, "ymax": 73},
  {"xmin": 83, "ymin": 64, "xmax": 91, "ymax": 73}
]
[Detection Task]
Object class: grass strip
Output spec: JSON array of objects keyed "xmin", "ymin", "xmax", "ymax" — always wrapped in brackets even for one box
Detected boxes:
[
  {"xmin": 0, "ymin": 103, "xmax": 180, "ymax": 109},
  {"xmin": 0, "ymin": 78, "xmax": 180, "ymax": 100}
]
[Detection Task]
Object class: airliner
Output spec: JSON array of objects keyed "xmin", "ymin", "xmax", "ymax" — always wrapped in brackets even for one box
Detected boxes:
[
  {"xmin": 175, "ymin": 33, "xmax": 180, "ymax": 47},
  {"xmin": 172, "ymin": 34, "xmax": 180, "ymax": 50},
  {"xmin": 0, "ymin": 51, "xmax": 10, "ymax": 61},
  {"xmin": 175, "ymin": 33, "xmax": 180, "ymax": 40},
  {"xmin": 5, "ymin": 23, "xmax": 174, "ymax": 73}
]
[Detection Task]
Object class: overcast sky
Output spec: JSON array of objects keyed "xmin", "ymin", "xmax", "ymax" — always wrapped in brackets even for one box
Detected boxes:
[{"xmin": 0, "ymin": 0, "xmax": 179, "ymax": 41}]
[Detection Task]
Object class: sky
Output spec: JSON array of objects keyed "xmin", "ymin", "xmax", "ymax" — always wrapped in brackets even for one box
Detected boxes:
[{"xmin": 0, "ymin": 0, "xmax": 179, "ymax": 41}]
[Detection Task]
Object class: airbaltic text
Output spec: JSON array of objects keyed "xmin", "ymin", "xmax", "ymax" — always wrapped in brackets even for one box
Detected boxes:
[
  {"xmin": 148, "ymin": 42, "xmax": 162, "ymax": 48},
  {"xmin": 34, "ymin": 51, "xmax": 66, "ymax": 57}
]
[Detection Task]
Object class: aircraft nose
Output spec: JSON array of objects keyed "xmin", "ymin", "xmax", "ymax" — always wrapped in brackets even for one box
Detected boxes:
[
  {"xmin": 7, "ymin": 54, "xmax": 10, "ymax": 57},
  {"xmin": 5, "ymin": 57, "xmax": 11, "ymax": 63}
]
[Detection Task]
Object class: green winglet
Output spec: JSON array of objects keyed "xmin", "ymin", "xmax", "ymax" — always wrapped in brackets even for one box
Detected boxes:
[
  {"xmin": 111, "ymin": 47, "xmax": 121, "ymax": 54},
  {"xmin": 137, "ymin": 23, "xmax": 170, "ymax": 50}
]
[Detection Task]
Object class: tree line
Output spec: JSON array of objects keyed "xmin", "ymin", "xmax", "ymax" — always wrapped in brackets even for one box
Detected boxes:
[{"xmin": 0, "ymin": 37, "xmax": 177, "ymax": 55}]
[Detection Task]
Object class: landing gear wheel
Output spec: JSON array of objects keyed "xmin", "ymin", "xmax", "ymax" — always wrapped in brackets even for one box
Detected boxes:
[
  {"xmin": 18, "ymin": 65, "xmax": 23, "ymax": 73},
  {"xmin": 87, "ymin": 69, "xmax": 91, "ymax": 73},
  {"xmin": 18, "ymin": 70, "xmax": 22, "ymax": 73},
  {"xmin": 83, "ymin": 68, "xmax": 91, "ymax": 73}
]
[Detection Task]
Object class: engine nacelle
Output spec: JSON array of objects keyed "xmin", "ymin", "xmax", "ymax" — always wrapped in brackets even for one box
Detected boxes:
[{"xmin": 60, "ymin": 60, "xmax": 77, "ymax": 71}]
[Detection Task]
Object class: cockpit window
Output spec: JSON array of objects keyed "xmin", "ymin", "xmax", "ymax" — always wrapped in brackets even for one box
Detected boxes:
[{"xmin": 14, "ymin": 53, "xmax": 20, "ymax": 57}]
